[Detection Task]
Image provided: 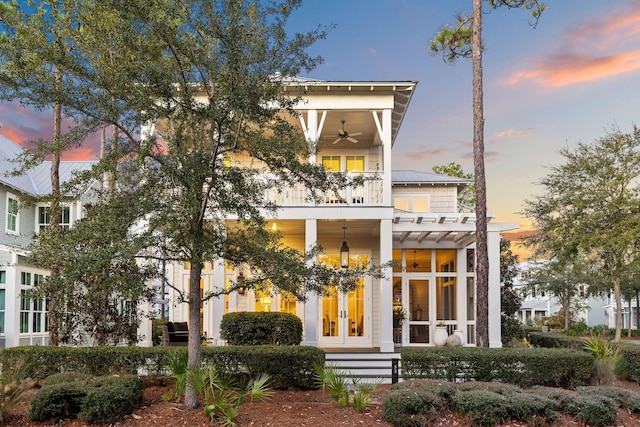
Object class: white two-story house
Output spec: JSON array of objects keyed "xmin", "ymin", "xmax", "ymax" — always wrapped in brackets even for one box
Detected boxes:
[{"xmin": 162, "ymin": 79, "xmax": 518, "ymax": 350}]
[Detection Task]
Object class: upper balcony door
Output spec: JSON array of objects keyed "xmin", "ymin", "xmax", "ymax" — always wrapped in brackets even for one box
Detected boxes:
[
  {"xmin": 317, "ymin": 253, "xmax": 371, "ymax": 347},
  {"xmin": 321, "ymin": 155, "xmax": 366, "ymax": 204}
]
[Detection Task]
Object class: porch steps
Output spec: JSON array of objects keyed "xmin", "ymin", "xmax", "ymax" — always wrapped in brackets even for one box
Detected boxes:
[{"xmin": 324, "ymin": 352, "xmax": 401, "ymax": 384}]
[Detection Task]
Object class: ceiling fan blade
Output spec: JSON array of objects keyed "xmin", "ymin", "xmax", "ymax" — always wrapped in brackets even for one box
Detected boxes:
[
  {"xmin": 349, "ymin": 132, "xmax": 362, "ymax": 137},
  {"xmin": 332, "ymin": 138, "xmax": 341, "ymax": 144},
  {"xmin": 347, "ymin": 137, "xmax": 358, "ymax": 143}
]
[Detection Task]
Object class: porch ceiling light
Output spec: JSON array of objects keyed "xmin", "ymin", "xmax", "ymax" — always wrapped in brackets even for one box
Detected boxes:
[{"xmin": 340, "ymin": 226, "xmax": 350, "ymax": 269}]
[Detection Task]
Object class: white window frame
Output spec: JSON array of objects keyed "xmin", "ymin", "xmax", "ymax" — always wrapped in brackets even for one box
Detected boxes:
[
  {"xmin": 6, "ymin": 193, "xmax": 19, "ymax": 235},
  {"xmin": 36, "ymin": 204, "xmax": 71, "ymax": 232}
]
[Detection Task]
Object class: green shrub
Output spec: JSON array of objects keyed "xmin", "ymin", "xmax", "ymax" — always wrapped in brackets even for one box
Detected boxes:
[
  {"xmin": 29, "ymin": 383, "xmax": 87, "ymax": 422},
  {"xmin": 618, "ymin": 344, "xmax": 640, "ymax": 383},
  {"xmin": 578, "ymin": 386, "xmax": 640, "ymax": 412},
  {"xmin": 220, "ymin": 312, "xmax": 303, "ymax": 345},
  {"xmin": 452, "ymin": 390, "xmax": 509, "ymax": 426},
  {"xmin": 202, "ymin": 345, "xmax": 324, "ymax": 389},
  {"xmin": 569, "ymin": 395, "xmax": 616, "ymax": 427},
  {"xmin": 79, "ymin": 376, "xmax": 144, "ymax": 424},
  {"xmin": 401, "ymin": 347, "xmax": 594, "ymax": 388},
  {"xmin": 565, "ymin": 321, "xmax": 588, "ymax": 336},
  {"xmin": 41, "ymin": 372, "xmax": 93, "ymax": 387},
  {"xmin": 527, "ymin": 332, "xmax": 585, "ymax": 350},
  {"xmin": 382, "ymin": 382, "xmax": 443, "ymax": 427},
  {"xmin": 29, "ymin": 375, "xmax": 143, "ymax": 423}
]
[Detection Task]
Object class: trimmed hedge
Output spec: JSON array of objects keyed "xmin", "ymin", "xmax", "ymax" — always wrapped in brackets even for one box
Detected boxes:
[
  {"xmin": 527, "ymin": 332, "xmax": 585, "ymax": 350},
  {"xmin": 2, "ymin": 344, "xmax": 323, "ymax": 389},
  {"xmin": 29, "ymin": 374, "xmax": 143, "ymax": 424},
  {"xmin": 401, "ymin": 347, "xmax": 594, "ymax": 388},
  {"xmin": 220, "ymin": 312, "xmax": 303, "ymax": 345},
  {"xmin": 1, "ymin": 345, "xmax": 172, "ymax": 380},
  {"xmin": 619, "ymin": 344, "xmax": 640, "ymax": 382},
  {"xmin": 201, "ymin": 345, "xmax": 324, "ymax": 389}
]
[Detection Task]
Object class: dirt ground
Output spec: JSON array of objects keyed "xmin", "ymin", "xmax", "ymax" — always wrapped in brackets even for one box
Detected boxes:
[{"xmin": 6, "ymin": 379, "xmax": 640, "ymax": 427}]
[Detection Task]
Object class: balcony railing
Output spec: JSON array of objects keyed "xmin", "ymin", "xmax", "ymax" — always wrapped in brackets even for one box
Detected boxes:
[{"xmin": 266, "ymin": 172, "xmax": 384, "ymax": 206}]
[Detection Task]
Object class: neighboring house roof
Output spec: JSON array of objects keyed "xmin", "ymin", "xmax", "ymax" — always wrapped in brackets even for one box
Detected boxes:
[
  {"xmin": 392, "ymin": 170, "xmax": 470, "ymax": 186},
  {"xmin": 0, "ymin": 133, "xmax": 96, "ymax": 196}
]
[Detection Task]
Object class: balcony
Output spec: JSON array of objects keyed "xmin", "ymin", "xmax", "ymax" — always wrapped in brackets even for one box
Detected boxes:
[{"xmin": 266, "ymin": 172, "xmax": 384, "ymax": 206}]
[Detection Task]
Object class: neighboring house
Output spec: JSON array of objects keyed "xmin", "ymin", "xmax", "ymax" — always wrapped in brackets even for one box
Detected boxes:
[
  {"xmin": 0, "ymin": 134, "xmax": 95, "ymax": 348},
  {"xmin": 513, "ymin": 261, "xmax": 607, "ymax": 327},
  {"xmin": 162, "ymin": 79, "xmax": 518, "ymax": 350}
]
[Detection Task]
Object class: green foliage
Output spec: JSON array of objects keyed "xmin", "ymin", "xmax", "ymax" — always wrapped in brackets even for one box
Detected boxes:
[
  {"xmin": 163, "ymin": 349, "xmax": 188, "ymax": 401},
  {"xmin": 314, "ymin": 364, "xmax": 380, "ymax": 412},
  {"xmin": 401, "ymin": 347, "xmax": 594, "ymax": 388},
  {"xmin": 583, "ymin": 335, "xmax": 625, "ymax": 384},
  {"xmin": 523, "ymin": 126, "xmax": 640, "ymax": 342},
  {"xmin": 204, "ymin": 345, "xmax": 324, "ymax": 390},
  {"xmin": 527, "ymin": 331, "xmax": 585, "ymax": 350},
  {"xmin": 182, "ymin": 364, "xmax": 272, "ymax": 426},
  {"xmin": 29, "ymin": 374, "xmax": 143, "ymax": 424},
  {"xmin": 0, "ymin": 356, "xmax": 28, "ymax": 423},
  {"xmin": 382, "ymin": 382, "xmax": 443, "ymax": 427},
  {"xmin": 220, "ymin": 312, "xmax": 302, "ymax": 345},
  {"xmin": 453, "ymin": 390, "xmax": 510, "ymax": 426},
  {"xmin": 78, "ymin": 376, "xmax": 144, "ymax": 424},
  {"xmin": 1, "ymin": 345, "xmax": 321, "ymax": 390},
  {"xmin": 565, "ymin": 321, "xmax": 589, "ymax": 336},
  {"xmin": 29, "ymin": 382, "xmax": 87, "ymax": 422}
]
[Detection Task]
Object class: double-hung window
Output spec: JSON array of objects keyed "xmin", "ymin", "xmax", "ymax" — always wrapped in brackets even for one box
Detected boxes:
[
  {"xmin": 6, "ymin": 194, "xmax": 19, "ymax": 234},
  {"xmin": 38, "ymin": 205, "xmax": 71, "ymax": 231}
]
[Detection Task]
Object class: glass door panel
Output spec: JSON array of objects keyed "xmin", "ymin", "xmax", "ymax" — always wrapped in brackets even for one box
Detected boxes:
[
  {"xmin": 409, "ymin": 279, "xmax": 429, "ymax": 344},
  {"xmin": 347, "ymin": 279, "xmax": 364, "ymax": 337},
  {"xmin": 322, "ymin": 286, "xmax": 339, "ymax": 337}
]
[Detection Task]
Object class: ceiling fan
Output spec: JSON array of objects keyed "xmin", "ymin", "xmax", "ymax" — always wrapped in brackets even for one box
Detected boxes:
[{"xmin": 332, "ymin": 120, "xmax": 362, "ymax": 144}]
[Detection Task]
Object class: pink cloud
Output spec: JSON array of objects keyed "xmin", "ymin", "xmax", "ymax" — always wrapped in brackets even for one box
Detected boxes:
[
  {"xmin": 366, "ymin": 47, "xmax": 378, "ymax": 55},
  {"xmin": 505, "ymin": 4, "xmax": 640, "ymax": 88}
]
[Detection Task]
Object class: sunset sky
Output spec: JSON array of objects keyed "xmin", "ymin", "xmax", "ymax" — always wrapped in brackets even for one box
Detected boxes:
[{"xmin": 1, "ymin": 0, "xmax": 639, "ymax": 251}]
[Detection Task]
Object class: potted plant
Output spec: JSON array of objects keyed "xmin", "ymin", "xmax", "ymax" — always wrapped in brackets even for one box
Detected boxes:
[
  {"xmin": 433, "ymin": 320, "xmax": 448, "ymax": 346},
  {"xmin": 393, "ymin": 307, "xmax": 406, "ymax": 328}
]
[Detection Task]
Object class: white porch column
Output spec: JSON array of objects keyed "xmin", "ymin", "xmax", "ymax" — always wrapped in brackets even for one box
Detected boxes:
[
  {"xmin": 456, "ymin": 249, "xmax": 468, "ymax": 343},
  {"xmin": 381, "ymin": 109, "xmax": 392, "ymax": 206},
  {"xmin": 488, "ymin": 231, "xmax": 503, "ymax": 348},
  {"xmin": 211, "ymin": 258, "xmax": 226, "ymax": 345},
  {"xmin": 379, "ymin": 219, "xmax": 394, "ymax": 352},
  {"xmin": 5, "ymin": 257, "xmax": 18, "ymax": 348},
  {"xmin": 303, "ymin": 219, "xmax": 318, "ymax": 346}
]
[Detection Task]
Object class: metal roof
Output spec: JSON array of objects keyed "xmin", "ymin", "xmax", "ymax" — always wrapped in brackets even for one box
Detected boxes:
[
  {"xmin": 392, "ymin": 170, "xmax": 471, "ymax": 186},
  {"xmin": 0, "ymin": 134, "xmax": 96, "ymax": 196}
]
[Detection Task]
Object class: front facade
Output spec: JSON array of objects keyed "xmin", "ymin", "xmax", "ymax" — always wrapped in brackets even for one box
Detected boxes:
[
  {"xmin": 163, "ymin": 80, "xmax": 517, "ymax": 350},
  {"xmin": 0, "ymin": 80, "xmax": 517, "ymax": 350}
]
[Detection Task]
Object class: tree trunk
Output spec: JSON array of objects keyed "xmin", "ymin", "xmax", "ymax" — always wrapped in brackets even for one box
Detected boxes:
[
  {"xmin": 614, "ymin": 275, "xmax": 622, "ymax": 342},
  {"xmin": 635, "ymin": 289, "xmax": 639, "ymax": 332},
  {"xmin": 564, "ymin": 291, "xmax": 570, "ymax": 330},
  {"xmin": 472, "ymin": 0, "xmax": 489, "ymax": 347},
  {"xmin": 48, "ymin": 95, "xmax": 63, "ymax": 347},
  {"xmin": 184, "ymin": 259, "xmax": 203, "ymax": 409},
  {"xmin": 629, "ymin": 298, "xmax": 632, "ymax": 338}
]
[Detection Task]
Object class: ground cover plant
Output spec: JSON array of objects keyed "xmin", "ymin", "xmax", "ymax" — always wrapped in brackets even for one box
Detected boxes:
[{"xmin": 382, "ymin": 379, "xmax": 640, "ymax": 427}]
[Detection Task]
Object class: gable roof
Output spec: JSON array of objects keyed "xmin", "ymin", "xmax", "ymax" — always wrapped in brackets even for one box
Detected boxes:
[
  {"xmin": 392, "ymin": 170, "xmax": 470, "ymax": 186},
  {"xmin": 0, "ymin": 134, "xmax": 96, "ymax": 196}
]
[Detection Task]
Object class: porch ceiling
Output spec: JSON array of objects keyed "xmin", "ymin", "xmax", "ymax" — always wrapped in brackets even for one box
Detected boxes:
[{"xmin": 392, "ymin": 212, "xmax": 484, "ymax": 247}]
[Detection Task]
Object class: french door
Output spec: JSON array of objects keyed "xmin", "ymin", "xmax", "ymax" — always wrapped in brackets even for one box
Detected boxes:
[{"xmin": 318, "ymin": 254, "xmax": 370, "ymax": 346}]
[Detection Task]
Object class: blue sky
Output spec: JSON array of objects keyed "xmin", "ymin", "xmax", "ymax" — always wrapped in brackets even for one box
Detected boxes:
[
  {"xmin": 286, "ymin": 0, "xmax": 640, "ymax": 231},
  {"xmin": 2, "ymin": 0, "xmax": 640, "ymax": 236}
]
